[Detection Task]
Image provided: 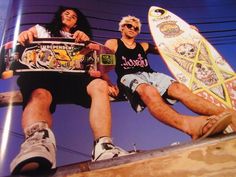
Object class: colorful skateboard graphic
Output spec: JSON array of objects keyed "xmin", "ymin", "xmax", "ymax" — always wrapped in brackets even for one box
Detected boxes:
[
  {"xmin": 148, "ymin": 6, "xmax": 236, "ymax": 110},
  {"xmin": 0, "ymin": 38, "xmax": 115, "ymax": 79}
]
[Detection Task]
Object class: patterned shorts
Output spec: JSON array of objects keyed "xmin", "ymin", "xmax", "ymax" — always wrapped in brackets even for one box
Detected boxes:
[{"xmin": 120, "ymin": 72, "xmax": 177, "ymax": 112}]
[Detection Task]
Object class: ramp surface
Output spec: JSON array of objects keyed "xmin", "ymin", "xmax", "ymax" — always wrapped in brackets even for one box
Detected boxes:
[{"xmin": 8, "ymin": 133, "xmax": 236, "ymax": 177}]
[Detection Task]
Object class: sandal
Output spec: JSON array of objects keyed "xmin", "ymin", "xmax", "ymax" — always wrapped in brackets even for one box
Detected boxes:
[{"xmin": 198, "ymin": 111, "xmax": 232, "ymax": 140}]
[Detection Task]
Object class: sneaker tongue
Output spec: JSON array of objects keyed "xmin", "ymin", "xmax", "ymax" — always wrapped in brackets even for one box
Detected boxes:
[{"xmin": 24, "ymin": 122, "xmax": 49, "ymax": 138}]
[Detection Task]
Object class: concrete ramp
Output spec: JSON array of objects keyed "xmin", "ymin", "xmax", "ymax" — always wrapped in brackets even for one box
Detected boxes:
[
  {"xmin": 8, "ymin": 133, "xmax": 236, "ymax": 177},
  {"xmin": 2, "ymin": 91, "xmax": 236, "ymax": 176}
]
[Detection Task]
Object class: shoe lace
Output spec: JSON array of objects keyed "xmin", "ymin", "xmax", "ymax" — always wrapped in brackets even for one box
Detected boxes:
[
  {"xmin": 22, "ymin": 130, "xmax": 48, "ymax": 147},
  {"xmin": 102, "ymin": 143, "xmax": 127, "ymax": 155}
]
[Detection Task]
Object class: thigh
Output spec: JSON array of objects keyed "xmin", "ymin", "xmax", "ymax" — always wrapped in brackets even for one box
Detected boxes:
[
  {"xmin": 120, "ymin": 73, "xmax": 150, "ymax": 112},
  {"xmin": 145, "ymin": 72, "xmax": 177, "ymax": 105},
  {"xmin": 149, "ymin": 72, "xmax": 175, "ymax": 96},
  {"xmin": 120, "ymin": 72, "xmax": 148, "ymax": 93},
  {"xmin": 17, "ymin": 72, "xmax": 59, "ymax": 112},
  {"xmin": 57, "ymin": 75, "xmax": 94, "ymax": 108}
]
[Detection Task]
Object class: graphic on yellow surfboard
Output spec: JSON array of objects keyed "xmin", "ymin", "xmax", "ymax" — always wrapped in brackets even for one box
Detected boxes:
[{"xmin": 148, "ymin": 6, "xmax": 236, "ymax": 110}]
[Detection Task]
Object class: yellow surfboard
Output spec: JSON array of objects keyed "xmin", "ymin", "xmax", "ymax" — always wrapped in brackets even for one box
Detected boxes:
[{"xmin": 148, "ymin": 6, "xmax": 236, "ymax": 110}]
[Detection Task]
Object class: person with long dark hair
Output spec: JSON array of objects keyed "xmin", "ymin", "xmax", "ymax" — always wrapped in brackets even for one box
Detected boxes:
[
  {"xmin": 10, "ymin": 6, "xmax": 128, "ymax": 175},
  {"xmin": 17, "ymin": 6, "xmax": 91, "ymax": 44},
  {"xmin": 45, "ymin": 6, "xmax": 92, "ymax": 38}
]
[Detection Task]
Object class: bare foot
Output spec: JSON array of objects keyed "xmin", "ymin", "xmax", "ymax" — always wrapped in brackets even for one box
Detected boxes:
[
  {"xmin": 225, "ymin": 109, "xmax": 236, "ymax": 132},
  {"xmin": 185, "ymin": 111, "xmax": 232, "ymax": 140}
]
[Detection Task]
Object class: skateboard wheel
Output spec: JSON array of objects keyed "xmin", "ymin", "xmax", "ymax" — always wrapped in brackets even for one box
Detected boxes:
[{"xmin": 1, "ymin": 70, "xmax": 13, "ymax": 79}]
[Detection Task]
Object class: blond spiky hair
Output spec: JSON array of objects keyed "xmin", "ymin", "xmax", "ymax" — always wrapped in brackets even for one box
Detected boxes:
[{"xmin": 118, "ymin": 15, "xmax": 141, "ymax": 33}]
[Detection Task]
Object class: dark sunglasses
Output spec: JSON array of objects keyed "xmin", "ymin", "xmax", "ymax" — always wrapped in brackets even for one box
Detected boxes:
[{"xmin": 124, "ymin": 24, "xmax": 139, "ymax": 32}]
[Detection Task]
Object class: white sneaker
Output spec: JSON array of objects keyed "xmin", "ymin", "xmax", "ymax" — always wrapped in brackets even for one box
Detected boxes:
[
  {"xmin": 10, "ymin": 122, "xmax": 56, "ymax": 175},
  {"xmin": 92, "ymin": 137, "xmax": 129, "ymax": 161}
]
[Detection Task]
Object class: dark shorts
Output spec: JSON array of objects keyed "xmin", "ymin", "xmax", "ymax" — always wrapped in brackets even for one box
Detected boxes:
[{"xmin": 17, "ymin": 72, "xmax": 95, "ymax": 113}]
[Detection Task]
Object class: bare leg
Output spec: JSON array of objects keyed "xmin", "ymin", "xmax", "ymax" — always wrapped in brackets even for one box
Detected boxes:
[
  {"xmin": 167, "ymin": 82, "xmax": 236, "ymax": 131},
  {"xmin": 11, "ymin": 88, "xmax": 56, "ymax": 174},
  {"xmin": 22, "ymin": 88, "xmax": 53, "ymax": 131},
  {"xmin": 136, "ymin": 83, "xmax": 230, "ymax": 139},
  {"xmin": 87, "ymin": 79, "xmax": 129, "ymax": 161},
  {"xmin": 87, "ymin": 79, "xmax": 111, "ymax": 139},
  {"xmin": 167, "ymin": 82, "xmax": 225, "ymax": 115}
]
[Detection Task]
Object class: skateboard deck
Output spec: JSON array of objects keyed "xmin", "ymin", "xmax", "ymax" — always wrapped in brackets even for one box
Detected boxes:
[
  {"xmin": 0, "ymin": 38, "xmax": 115, "ymax": 79},
  {"xmin": 148, "ymin": 6, "xmax": 236, "ymax": 110}
]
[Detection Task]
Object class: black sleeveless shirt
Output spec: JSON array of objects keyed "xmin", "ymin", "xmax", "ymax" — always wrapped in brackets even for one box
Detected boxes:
[{"xmin": 115, "ymin": 39, "xmax": 154, "ymax": 82}]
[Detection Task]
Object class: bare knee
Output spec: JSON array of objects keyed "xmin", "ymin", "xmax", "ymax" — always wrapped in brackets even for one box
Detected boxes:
[
  {"xmin": 167, "ymin": 82, "xmax": 190, "ymax": 98},
  {"xmin": 137, "ymin": 84, "xmax": 162, "ymax": 102},
  {"xmin": 87, "ymin": 79, "xmax": 108, "ymax": 96},
  {"xmin": 30, "ymin": 88, "xmax": 52, "ymax": 104}
]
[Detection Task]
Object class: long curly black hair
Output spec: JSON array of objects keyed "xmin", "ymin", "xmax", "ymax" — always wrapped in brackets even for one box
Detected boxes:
[{"xmin": 45, "ymin": 6, "xmax": 92, "ymax": 38}]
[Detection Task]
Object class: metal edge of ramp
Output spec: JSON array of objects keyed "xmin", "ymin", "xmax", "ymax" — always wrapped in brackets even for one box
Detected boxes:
[{"xmin": 8, "ymin": 132, "xmax": 236, "ymax": 177}]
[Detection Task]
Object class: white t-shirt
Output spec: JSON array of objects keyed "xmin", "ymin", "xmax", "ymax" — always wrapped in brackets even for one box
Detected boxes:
[{"xmin": 35, "ymin": 24, "xmax": 73, "ymax": 38}]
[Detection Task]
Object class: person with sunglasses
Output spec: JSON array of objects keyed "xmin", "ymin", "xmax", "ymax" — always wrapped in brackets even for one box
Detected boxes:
[
  {"xmin": 10, "ymin": 6, "xmax": 129, "ymax": 175},
  {"xmin": 104, "ymin": 15, "xmax": 235, "ymax": 141}
]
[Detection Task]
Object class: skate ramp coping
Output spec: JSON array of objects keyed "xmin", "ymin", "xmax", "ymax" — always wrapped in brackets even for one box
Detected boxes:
[{"xmin": 7, "ymin": 133, "xmax": 235, "ymax": 177}]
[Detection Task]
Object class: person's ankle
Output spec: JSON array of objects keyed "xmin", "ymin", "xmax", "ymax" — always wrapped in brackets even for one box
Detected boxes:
[
  {"xmin": 94, "ymin": 136, "xmax": 112, "ymax": 145},
  {"xmin": 24, "ymin": 121, "xmax": 49, "ymax": 138}
]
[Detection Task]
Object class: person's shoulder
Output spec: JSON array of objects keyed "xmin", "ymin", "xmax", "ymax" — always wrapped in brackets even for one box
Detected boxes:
[
  {"xmin": 140, "ymin": 42, "xmax": 149, "ymax": 51},
  {"xmin": 34, "ymin": 24, "xmax": 47, "ymax": 32},
  {"xmin": 105, "ymin": 38, "xmax": 118, "ymax": 47},
  {"xmin": 105, "ymin": 38, "xmax": 117, "ymax": 43},
  {"xmin": 35, "ymin": 24, "xmax": 45, "ymax": 29},
  {"xmin": 104, "ymin": 39, "xmax": 118, "ymax": 52}
]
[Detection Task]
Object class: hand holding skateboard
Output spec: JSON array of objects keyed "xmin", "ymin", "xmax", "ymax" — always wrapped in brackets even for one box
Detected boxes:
[{"xmin": 0, "ymin": 38, "xmax": 116, "ymax": 79}]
